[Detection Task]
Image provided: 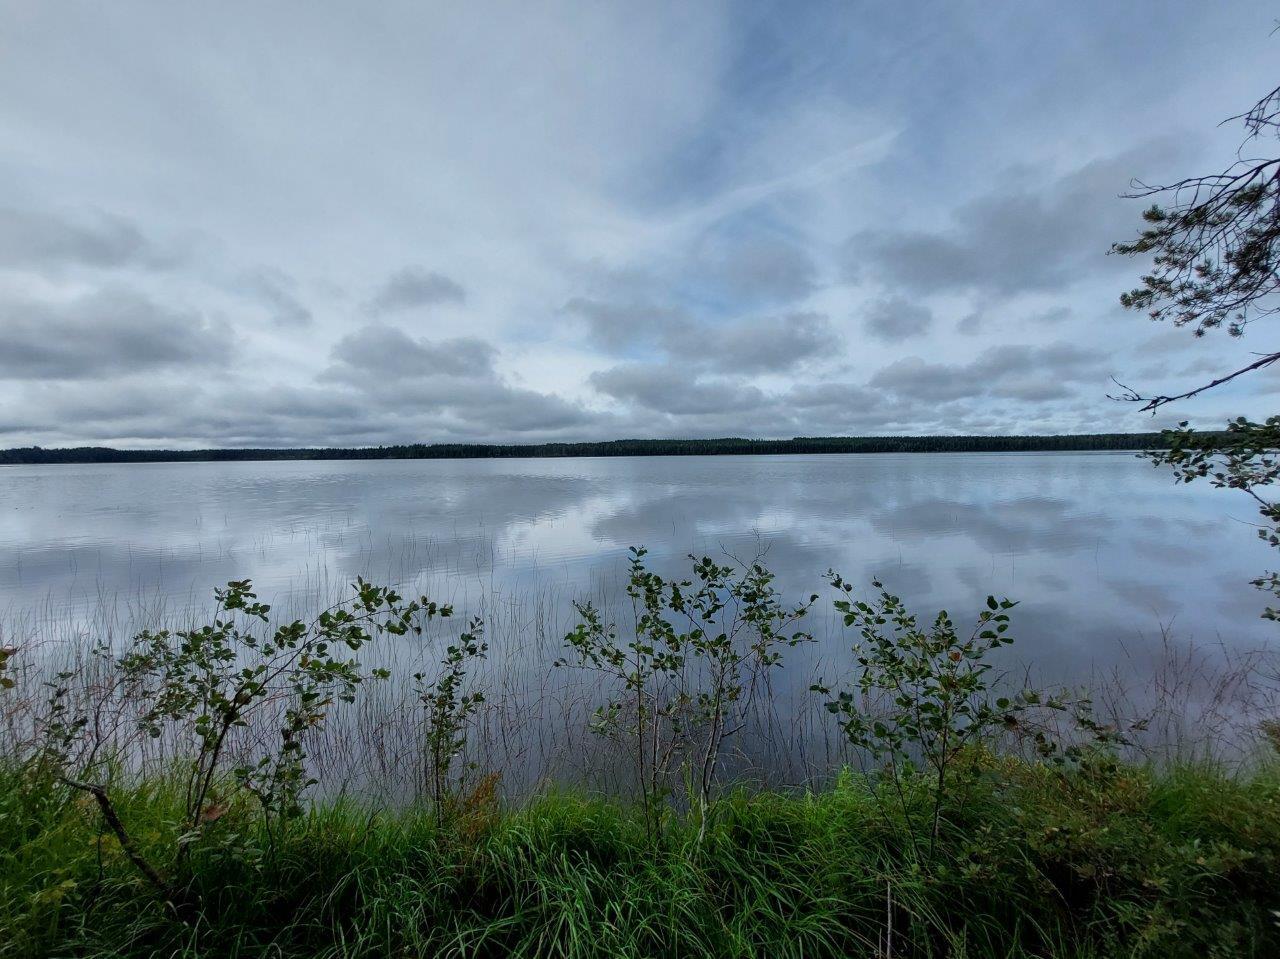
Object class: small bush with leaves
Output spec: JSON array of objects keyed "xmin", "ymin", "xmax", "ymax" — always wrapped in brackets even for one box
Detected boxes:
[
  {"xmin": 559, "ymin": 547, "xmax": 813, "ymax": 834},
  {"xmin": 814, "ymin": 576, "xmax": 1073, "ymax": 857},
  {"xmin": 414, "ymin": 616, "xmax": 488, "ymax": 824},
  {"xmin": 32, "ymin": 670, "xmax": 92, "ymax": 778},
  {"xmin": 64, "ymin": 578, "xmax": 451, "ymax": 900}
]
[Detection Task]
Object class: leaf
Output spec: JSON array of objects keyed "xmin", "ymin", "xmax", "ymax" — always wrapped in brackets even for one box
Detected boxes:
[{"xmin": 199, "ymin": 802, "xmax": 229, "ymax": 823}]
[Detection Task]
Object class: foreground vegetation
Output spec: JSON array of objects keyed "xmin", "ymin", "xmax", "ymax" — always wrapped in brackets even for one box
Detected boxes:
[
  {"xmin": 0, "ymin": 432, "xmax": 1174, "ymax": 465},
  {"xmin": 2, "ymin": 553, "xmax": 1277, "ymax": 957},
  {"xmin": 3, "ymin": 756, "xmax": 1279, "ymax": 959}
]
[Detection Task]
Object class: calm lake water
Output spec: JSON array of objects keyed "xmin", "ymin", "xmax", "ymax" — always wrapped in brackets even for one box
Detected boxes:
[
  {"xmin": 2, "ymin": 452, "xmax": 1273, "ymax": 793},
  {"xmin": 0, "ymin": 452, "xmax": 1272, "ymax": 673}
]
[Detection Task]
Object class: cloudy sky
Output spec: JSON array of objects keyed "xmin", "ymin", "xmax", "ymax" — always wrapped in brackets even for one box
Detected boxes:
[{"xmin": 1, "ymin": 0, "xmax": 1277, "ymax": 448}]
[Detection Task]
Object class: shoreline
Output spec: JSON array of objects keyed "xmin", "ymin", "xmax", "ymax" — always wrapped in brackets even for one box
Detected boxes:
[{"xmin": 1, "ymin": 432, "xmax": 1173, "ymax": 466}]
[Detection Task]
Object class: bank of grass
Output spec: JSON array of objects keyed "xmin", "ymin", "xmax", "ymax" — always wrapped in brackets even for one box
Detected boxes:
[{"xmin": 3, "ymin": 754, "xmax": 1279, "ymax": 959}]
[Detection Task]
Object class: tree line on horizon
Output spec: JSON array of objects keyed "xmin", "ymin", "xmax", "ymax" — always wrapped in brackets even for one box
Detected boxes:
[{"xmin": 0, "ymin": 433, "xmax": 1175, "ymax": 465}]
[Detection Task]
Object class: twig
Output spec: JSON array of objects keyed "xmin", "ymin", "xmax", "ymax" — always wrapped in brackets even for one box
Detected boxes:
[
  {"xmin": 1108, "ymin": 350, "xmax": 1280, "ymax": 411},
  {"xmin": 61, "ymin": 777, "xmax": 173, "ymax": 900}
]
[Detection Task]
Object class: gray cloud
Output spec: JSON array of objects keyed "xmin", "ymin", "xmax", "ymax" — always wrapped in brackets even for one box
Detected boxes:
[
  {"xmin": 563, "ymin": 297, "xmax": 684, "ymax": 352},
  {"xmin": 567, "ymin": 295, "xmax": 836, "ymax": 373},
  {"xmin": 668, "ymin": 311, "xmax": 837, "ymax": 373},
  {"xmin": 590, "ymin": 363, "xmax": 766, "ymax": 415},
  {"xmin": 325, "ymin": 324, "xmax": 496, "ymax": 382},
  {"xmin": 1037, "ymin": 306, "xmax": 1073, "ymax": 325},
  {"xmin": 9, "ymin": 367, "xmax": 595, "ymax": 447},
  {"xmin": 354, "ymin": 372, "xmax": 593, "ymax": 431},
  {"xmin": 0, "ymin": 207, "xmax": 173, "ymax": 272},
  {"xmin": 8, "ymin": 380, "xmax": 369, "ymax": 440},
  {"xmin": 956, "ymin": 305, "xmax": 1072, "ymax": 336},
  {"xmin": 0, "ymin": 289, "xmax": 230, "ymax": 380},
  {"xmin": 321, "ymin": 324, "xmax": 593, "ymax": 436},
  {"xmin": 848, "ymin": 149, "xmax": 1161, "ymax": 297},
  {"xmin": 693, "ymin": 230, "xmax": 818, "ymax": 304},
  {"xmin": 446, "ymin": 385, "xmax": 594, "ymax": 433},
  {"xmin": 870, "ymin": 343, "xmax": 1104, "ymax": 403},
  {"xmin": 367, "ymin": 267, "xmax": 466, "ymax": 315},
  {"xmin": 863, "ymin": 297, "xmax": 933, "ymax": 342},
  {"xmin": 785, "ymin": 382, "xmax": 880, "ymax": 411},
  {"xmin": 241, "ymin": 268, "xmax": 312, "ymax": 327}
]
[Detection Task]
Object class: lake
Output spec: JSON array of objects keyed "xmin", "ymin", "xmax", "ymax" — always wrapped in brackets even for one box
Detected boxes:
[{"xmin": 1, "ymin": 452, "xmax": 1274, "ymax": 793}]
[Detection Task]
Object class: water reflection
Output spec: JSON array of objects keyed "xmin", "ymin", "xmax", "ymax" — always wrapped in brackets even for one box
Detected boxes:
[{"xmin": 0, "ymin": 452, "xmax": 1273, "ymax": 686}]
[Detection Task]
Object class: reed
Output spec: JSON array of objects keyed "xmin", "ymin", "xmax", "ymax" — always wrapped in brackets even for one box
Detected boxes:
[{"xmin": 1, "ymin": 553, "xmax": 1278, "ymax": 957}]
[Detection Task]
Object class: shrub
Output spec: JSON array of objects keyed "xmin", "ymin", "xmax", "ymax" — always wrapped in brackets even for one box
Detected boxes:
[
  {"xmin": 558, "ymin": 547, "xmax": 814, "ymax": 835},
  {"xmin": 52, "ymin": 578, "xmax": 453, "ymax": 902},
  {"xmin": 414, "ymin": 615, "xmax": 488, "ymax": 824}
]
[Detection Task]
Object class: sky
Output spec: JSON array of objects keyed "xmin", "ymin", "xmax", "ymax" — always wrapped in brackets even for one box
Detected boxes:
[{"xmin": 1, "ymin": 0, "xmax": 1277, "ymax": 448}]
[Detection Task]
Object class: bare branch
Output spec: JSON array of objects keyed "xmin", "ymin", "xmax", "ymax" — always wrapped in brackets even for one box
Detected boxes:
[
  {"xmin": 1108, "ymin": 351, "xmax": 1280, "ymax": 412},
  {"xmin": 61, "ymin": 777, "xmax": 174, "ymax": 900}
]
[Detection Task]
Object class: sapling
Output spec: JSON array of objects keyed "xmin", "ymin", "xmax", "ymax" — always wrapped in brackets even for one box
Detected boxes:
[
  {"xmin": 559, "ymin": 548, "xmax": 813, "ymax": 836},
  {"xmin": 414, "ymin": 615, "xmax": 488, "ymax": 825},
  {"xmin": 61, "ymin": 578, "xmax": 450, "ymax": 899},
  {"xmin": 814, "ymin": 576, "xmax": 1057, "ymax": 858}
]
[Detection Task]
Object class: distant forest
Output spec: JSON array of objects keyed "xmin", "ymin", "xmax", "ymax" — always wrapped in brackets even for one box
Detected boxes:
[{"xmin": 0, "ymin": 434, "xmax": 1176, "ymax": 465}]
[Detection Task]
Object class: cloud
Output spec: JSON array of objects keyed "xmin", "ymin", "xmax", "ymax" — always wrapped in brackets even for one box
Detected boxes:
[
  {"xmin": 691, "ymin": 228, "xmax": 818, "ymax": 304},
  {"xmin": 241, "ymin": 268, "xmax": 312, "ymax": 327},
  {"xmin": 956, "ymin": 305, "xmax": 1071, "ymax": 336},
  {"xmin": 0, "ymin": 207, "xmax": 173, "ymax": 272},
  {"xmin": 668, "ymin": 311, "xmax": 837, "ymax": 373},
  {"xmin": 784, "ymin": 382, "xmax": 883, "ymax": 414},
  {"xmin": 566, "ymin": 293, "xmax": 836, "ymax": 373},
  {"xmin": 1036, "ymin": 306, "xmax": 1073, "ymax": 325},
  {"xmin": 847, "ymin": 149, "xmax": 1161, "ymax": 298},
  {"xmin": 366, "ymin": 267, "xmax": 466, "ymax": 315},
  {"xmin": 2, "ymin": 379, "xmax": 367, "ymax": 439},
  {"xmin": 563, "ymin": 297, "xmax": 684, "ymax": 352},
  {"xmin": 869, "ymin": 343, "xmax": 1104, "ymax": 403},
  {"xmin": 321, "ymin": 324, "xmax": 594, "ymax": 436},
  {"xmin": 590, "ymin": 363, "xmax": 766, "ymax": 415},
  {"xmin": 7, "ymin": 359, "xmax": 597, "ymax": 447},
  {"xmin": 863, "ymin": 297, "xmax": 933, "ymax": 342},
  {"xmin": 0, "ymin": 3, "xmax": 1267, "ymax": 448},
  {"xmin": 0, "ymin": 288, "xmax": 230, "ymax": 380},
  {"xmin": 443, "ymin": 385, "xmax": 594, "ymax": 433},
  {"xmin": 325, "ymin": 324, "xmax": 496, "ymax": 382}
]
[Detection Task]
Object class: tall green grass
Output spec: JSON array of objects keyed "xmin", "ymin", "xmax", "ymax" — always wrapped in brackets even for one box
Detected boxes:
[
  {"xmin": 4, "ymin": 560, "xmax": 1278, "ymax": 957},
  {"xmin": 4, "ymin": 754, "xmax": 1278, "ymax": 958}
]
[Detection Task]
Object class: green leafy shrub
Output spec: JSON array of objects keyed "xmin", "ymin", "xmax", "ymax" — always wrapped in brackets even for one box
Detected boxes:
[
  {"xmin": 414, "ymin": 615, "xmax": 488, "ymax": 824},
  {"xmin": 54, "ymin": 578, "xmax": 452, "ymax": 901},
  {"xmin": 558, "ymin": 547, "xmax": 813, "ymax": 834},
  {"xmin": 813, "ymin": 576, "xmax": 1113, "ymax": 859}
]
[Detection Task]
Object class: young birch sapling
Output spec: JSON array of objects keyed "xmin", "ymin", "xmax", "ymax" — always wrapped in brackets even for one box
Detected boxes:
[
  {"xmin": 414, "ymin": 616, "xmax": 488, "ymax": 825},
  {"xmin": 64, "ymin": 578, "xmax": 450, "ymax": 899},
  {"xmin": 559, "ymin": 547, "xmax": 814, "ymax": 835}
]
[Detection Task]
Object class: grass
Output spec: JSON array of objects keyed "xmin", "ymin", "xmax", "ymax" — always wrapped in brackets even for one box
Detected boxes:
[
  {"xmin": 3, "ymin": 754, "xmax": 1279, "ymax": 958},
  {"xmin": 4, "ymin": 561, "xmax": 1278, "ymax": 957}
]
